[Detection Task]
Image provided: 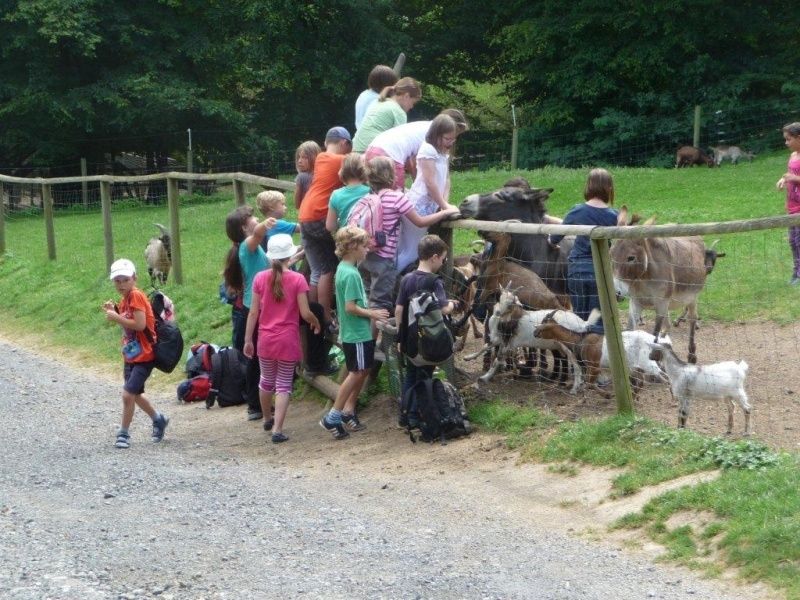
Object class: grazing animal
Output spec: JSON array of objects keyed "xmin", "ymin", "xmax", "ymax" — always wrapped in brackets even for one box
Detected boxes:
[
  {"xmin": 450, "ymin": 254, "xmax": 483, "ymax": 351},
  {"xmin": 649, "ymin": 343, "xmax": 751, "ymax": 435},
  {"xmin": 464, "ymin": 287, "xmax": 590, "ymax": 392},
  {"xmin": 459, "ymin": 180, "xmax": 574, "ymax": 298},
  {"xmin": 710, "ymin": 145, "xmax": 754, "ymax": 166},
  {"xmin": 144, "ymin": 223, "xmax": 172, "ymax": 287},
  {"xmin": 609, "ymin": 208, "xmax": 718, "ymax": 363},
  {"xmin": 675, "ymin": 145, "xmax": 715, "ymax": 168},
  {"xmin": 533, "ymin": 311, "xmax": 611, "ymax": 398}
]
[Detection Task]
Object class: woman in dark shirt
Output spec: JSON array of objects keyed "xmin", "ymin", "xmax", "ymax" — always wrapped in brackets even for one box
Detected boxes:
[{"xmin": 549, "ymin": 168, "xmax": 619, "ymax": 334}]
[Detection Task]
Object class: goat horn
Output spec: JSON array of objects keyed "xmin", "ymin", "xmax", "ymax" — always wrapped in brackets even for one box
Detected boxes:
[
  {"xmin": 708, "ymin": 239, "xmax": 720, "ymax": 250},
  {"xmin": 154, "ymin": 223, "xmax": 169, "ymax": 236},
  {"xmin": 470, "ymin": 239, "xmax": 486, "ymax": 253}
]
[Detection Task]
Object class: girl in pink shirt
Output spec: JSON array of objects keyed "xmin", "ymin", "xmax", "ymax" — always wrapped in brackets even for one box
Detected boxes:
[
  {"xmin": 244, "ymin": 234, "xmax": 320, "ymax": 442},
  {"xmin": 776, "ymin": 122, "xmax": 800, "ymax": 284}
]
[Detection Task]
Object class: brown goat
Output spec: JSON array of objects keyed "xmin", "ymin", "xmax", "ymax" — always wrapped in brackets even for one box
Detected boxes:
[
  {"xmin": 478, "ymin": 230, "xmax": 570, "ymax": 311},
  {"xmin": 675, "ymin": 145, "xmax": 714, "ymax": 168},
  {"xmin": 451, "ymin": 253, "xmax": 483, "ymax": 351},
  {"xmin": 533, "ymin": 311, "xmax": 611, "ymax": 398}
]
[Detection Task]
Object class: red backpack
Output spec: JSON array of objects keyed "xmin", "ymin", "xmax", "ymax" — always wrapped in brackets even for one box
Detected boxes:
[{"xmin": 177, "ymin": 374, "xmax": 212, "ymax": 402}]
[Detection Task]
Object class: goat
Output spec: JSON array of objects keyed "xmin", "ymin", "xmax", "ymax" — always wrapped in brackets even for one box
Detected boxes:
[
  {"xmin": 649, "ymin": 343, "xmax": 751, "ymax": 435},
  {"xmin": 451, "ymin": 251, "xmax": 483, "ymax": 351},
  {"xmin": 144, "ymin": 223, "xmax": 172, "ymax": 287},
  {"xmin": 675, "ymin": 145, "xmax": 715, "ymax": 168},
  {"xmin": 533, "ymin": 311, "xmax": 611, "ymax": 398},
  {"xmin": 710, "ymin": 145, "xmax": 755, "ymax": 166},
  {"xmin": 600, "ymin": 331, "xmax": 671, "ymax": 396},
  {"xmin": 464, "ymin": 287, "xmax": 588, "ymax": 393}
]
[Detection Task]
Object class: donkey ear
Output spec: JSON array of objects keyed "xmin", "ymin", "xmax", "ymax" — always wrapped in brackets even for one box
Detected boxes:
[
  {"xmin": 643, "ymin": 215, "xmax": 657, "ymax": 226},
  {"xmin": 617, "ymin": 206, "xmax": 628, "ymax": 226}
]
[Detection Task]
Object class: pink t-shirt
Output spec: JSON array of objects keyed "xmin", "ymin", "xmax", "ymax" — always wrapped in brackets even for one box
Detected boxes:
[
  {"xmin": 252, "ymin": 269, "xmax": 310, "ymax": 361},
  {"xmin": 374, "ymin": 188, "xmax": 413, "ymax": 260},
  {"xmin": 787, "ymin": 157, "xmax": 800, "ymax": 215}
]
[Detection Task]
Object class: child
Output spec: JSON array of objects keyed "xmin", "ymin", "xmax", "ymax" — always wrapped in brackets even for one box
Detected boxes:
[
  {"xmin": 359, "ymin": 156, "xmax": 459, "ymax": 316},
  {"xmin": 354, "ymin": 65, "xmax": 398, "ymax": 131},
  {"xmin": 320, "ymin": 227, "xmax": 390, "ymax": 439},
  {"xmin": 102, "ymin": 258, "xmax": 169, "ymax": 449},
  {"xmin": 352, "ymin": 77, "xmax": 422, "ymax": 153},
  {"xmin": 365, "ymin": 108, "xmax": 469, "ymax": 190},
  {"xmin": 256, "ymin": 190, "xmax": 299, "ymax": 252},
  {"xmin": 776, "ymin": 122, "xmax": 800, "ymax": 285},
  {"xmin": 298, "ymin": 126, "xmax": 352, "ymax": 327},
  {"xmin": 395, "ymin": 235, "xmax": 456, "ymax": 396},
  {"xmin": 396, "ymin": 113, "xmax": 468, "ymax": 273},
  {"xmin": 223, "ymin": 205, "xmax": 276, "ymax": 422},
  {"xmin": 294, "ymin": 140, "xmax": 321, "ymax": 210},
  {"xmin": 549, "ymin": 168, "xmax": 619, "ymax": 333},
  {"xmin": 243, "ymin": 234, "xmax": 320, "ymax": 443},
  {"xmin": 325, "ymin": 154, "xmax": 369, "ymax": 233}
]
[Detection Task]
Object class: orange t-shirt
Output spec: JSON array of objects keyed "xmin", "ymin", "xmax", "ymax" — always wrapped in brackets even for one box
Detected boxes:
[
  {"xmin": 298, "ymin": 152, "xmax": 345, "ymax": 222},
  {"xmin": 118, "ymin": 288, "xmax": 156, "ymax": 363}
]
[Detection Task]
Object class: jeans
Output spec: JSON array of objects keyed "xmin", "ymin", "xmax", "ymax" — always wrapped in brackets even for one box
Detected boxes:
[
  {"xmin": 568, "ymin": 271, "xmax": 604, "ymax": 334},
  {"xmin": 402, "ymin": 358, "xmax": 435, "ymax": 400},
  {"xmin": 231, "ymin": 305, "xmax": 247, "ymax": 352}
]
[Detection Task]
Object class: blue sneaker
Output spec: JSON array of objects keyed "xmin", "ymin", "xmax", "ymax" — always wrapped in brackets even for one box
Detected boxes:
[
  {"xmin": 152, "ymin": 414, "xmax": 170, "ymax": 442},
  {"xmin": 319, "ymin": 417, "xmax": 349, "ymax": 440},
  {"xmin": 115, "ymin": 431, "xmax": 130, "ymax": 449}
]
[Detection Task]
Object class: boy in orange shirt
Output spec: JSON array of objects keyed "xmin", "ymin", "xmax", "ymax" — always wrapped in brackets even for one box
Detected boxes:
[
  {"xmin": 102, "ymin": 258, "xmax": 169, "ymax": 449},
  {"xmin": 298, "ymin": 126, "xmax": 352, "ymax": 328}
]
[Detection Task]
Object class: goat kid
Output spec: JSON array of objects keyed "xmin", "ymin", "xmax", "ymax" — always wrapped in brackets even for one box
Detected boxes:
[
  {"xmin": 649, "ymin": 344, "xmax": 751, "ymax": 435},
  {"xmin": 144, "ymin": 223, "xmax": 172, "ymax": 287}
]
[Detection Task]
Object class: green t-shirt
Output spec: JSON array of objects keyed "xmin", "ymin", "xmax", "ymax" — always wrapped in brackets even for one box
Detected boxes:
[
  {"xmin": 335, "ymin": 261, "xmax": 373, "ymax": 343},
  {"xmin": 330, "ymin": 183, "xmax": 370, "ymax": 228},
  {"xmin": 352, "ymin": 99, "xmax": 407, "ymax": 152}
]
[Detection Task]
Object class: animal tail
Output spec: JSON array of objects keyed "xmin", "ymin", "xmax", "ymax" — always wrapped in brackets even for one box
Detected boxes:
[
  {"xmin": 586, "ymin": 308, "xmax": 602, "ymax": 328},
  {"xmin": 738, "ymin": 360, "xmax": 749, "ymax": 374}
]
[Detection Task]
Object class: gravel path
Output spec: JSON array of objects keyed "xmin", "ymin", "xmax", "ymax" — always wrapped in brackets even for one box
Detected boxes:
[{"xmin": 0, "ymin": 339, "xmax": 771, "ymax": 600}]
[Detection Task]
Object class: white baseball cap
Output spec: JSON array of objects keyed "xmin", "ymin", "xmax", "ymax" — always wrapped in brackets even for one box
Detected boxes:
[
  {"xmin": 266, "ymin": 234, "xmax": 299, "ymax": 261},
  {"xmin": 109, "ymin": 258, "xmax": 136, "ymax": 279}
]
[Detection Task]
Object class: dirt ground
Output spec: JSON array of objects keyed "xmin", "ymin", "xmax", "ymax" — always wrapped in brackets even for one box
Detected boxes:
[{"xmin": 453, "ymin": 319, "xmax": 800, "ymax": 452}]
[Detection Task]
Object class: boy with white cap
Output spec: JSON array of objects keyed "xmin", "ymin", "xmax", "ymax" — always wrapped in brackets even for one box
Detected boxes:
[{"xmin": 102, "ymin": 258, "xmax": 169, "ymax": 449}]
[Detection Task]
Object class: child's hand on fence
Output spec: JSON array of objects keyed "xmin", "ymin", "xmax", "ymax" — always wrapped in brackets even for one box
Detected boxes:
[
  {"xmin": 371, "ymin": 308, "xmax": 390, "ymax": 322},
  {"xmin": 243, "ymin": 340, "xmax": 254, "ymax": 359}
]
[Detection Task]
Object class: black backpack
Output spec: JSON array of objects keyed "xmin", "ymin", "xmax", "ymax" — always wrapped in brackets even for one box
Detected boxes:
[
  {"xmin": 400, "ymin": 377, "xmax": 471, "ymax": 444},
  {"xmin": 402, "ymin": 274, "xmax": 454, "ymax": 366},
  {"xmin": 206, "ymin": 346, "xmax": 248, "ymax": 408},
  {"xmin": 185, "ymin": 341, "xmax": 216, "ymax": 378},
  {"xmin": 147, "ymin": 291, "xmax": 184, "ymax": 373}
]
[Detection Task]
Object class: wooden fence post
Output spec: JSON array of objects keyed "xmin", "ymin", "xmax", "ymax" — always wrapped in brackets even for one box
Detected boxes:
[
  {"xmin": 100, "ymin": 180, "xmax": 114, "ymax": 272},
  {"xmin": 42, "ymin": 183, "xmax": 56, "ymax": 260},
  {"xmin": 0, "ymin": 182, "xmax": 5, "ymax": 255},
  {"xmin": 81, "ymin": 158, "xmax": 89, "ymax": 209},
  {"xmin": 693, "ymin": 105, "xmax": 702, "ymax": 148},
  {"xmin": 233, "ymin": 178, "xmax": 246, "ymax": 207},
  {"xmin": 591, "ymin": 238, "xmax": 633, "ymax": 414},
  {"xmin": 167, "ymin": 177, "xmax": 183, "ymax": 284}
]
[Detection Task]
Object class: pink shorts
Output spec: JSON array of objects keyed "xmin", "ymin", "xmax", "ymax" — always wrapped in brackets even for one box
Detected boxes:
[
  {"xmin": 363, "ymin": 146, "xmax": 405, "ymax": 190},
  {"xmin": 258, "ymin": 358, "xmax": 296, "ymax": 395}
]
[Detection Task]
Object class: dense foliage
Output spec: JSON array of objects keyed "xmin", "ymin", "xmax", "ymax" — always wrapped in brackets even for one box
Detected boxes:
[{"xmin": 1, "ymin": 0, "xmax": 798, "ymax": 171}]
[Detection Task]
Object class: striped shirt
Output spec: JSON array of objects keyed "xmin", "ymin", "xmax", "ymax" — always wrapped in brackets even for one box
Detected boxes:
[{"xmin": 374, "ymin": 188, "xmax": 413, "ymax": 260}]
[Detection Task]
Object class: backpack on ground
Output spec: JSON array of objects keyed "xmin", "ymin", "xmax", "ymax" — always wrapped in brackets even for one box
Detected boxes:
[
  {"xmin": 400, "ymin": 377, "xmax": 471, "ymax": 444},
  {"xmin": 346, "ymin": 190, "xmax": 398, "ymax": 251},
  {"xmin": 404, "ymin": 274, "xmax": 454, "ymax": 366},
  {"xmin": 185, "ymin": 341, "xmax": 216, "ymax": 378},
  {"xmin": 206, "ymin": 346, "xmax": 248, "ymax": 408},
  {"xmin": 177, "ymin": 374, "xmax": 212, "ymax": 402},
  {"xmin": 147, "ymin": 290, "xmax": 185, "ymax": 373}
]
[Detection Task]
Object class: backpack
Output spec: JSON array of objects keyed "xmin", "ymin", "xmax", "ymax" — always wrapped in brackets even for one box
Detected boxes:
[
  {"xmin": 403, "ymin": 274, "xmax": 454, "ymax": 366},
  {"xmin": 177, "ymin": 374, "xmax": 212, "ymax": 403},
  {"xmin": 185, "ymin": 341, "xmax": 216, "ymax": 378},
  {"xmin": 206, "ymin": 346, "xmax": 248, "ymax": 408},
  {"xmin": 147, "ymin": 291, "xmax": 185, "ymax": 373},
  {"xmin": 400, "ymin": 377, "xmax": 471, "ymax": 444},
  {"xmin": 346, "ymin": 189, "xmax": 398, "ymax": 251}
]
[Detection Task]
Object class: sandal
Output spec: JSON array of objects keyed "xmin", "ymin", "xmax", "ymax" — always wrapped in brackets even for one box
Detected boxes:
[
  {"xmin": 271, "ymin": 432, "xmax": 289, "ymax": 443},
  {"xmin": 263, "ymin": 418, "xmax": 275, "ymax": 431}
]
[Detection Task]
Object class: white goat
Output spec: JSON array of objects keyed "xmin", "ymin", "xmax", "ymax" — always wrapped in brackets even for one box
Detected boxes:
[
  {"xmin": 464, "ymin": 288, "xmax": 592, "ymax": 393},
  {"xmin": 144, "ymin": 223, "xmax": 172, "ymax": 287},
  {"xmin": 649, "ymin": 343, "xmax": 751, "ymax": 435}
]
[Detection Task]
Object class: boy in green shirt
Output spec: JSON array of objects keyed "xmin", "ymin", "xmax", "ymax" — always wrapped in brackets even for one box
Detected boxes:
[{"xmin": 320, "ymin": 226, "xmax": 389, "ymax": 440}]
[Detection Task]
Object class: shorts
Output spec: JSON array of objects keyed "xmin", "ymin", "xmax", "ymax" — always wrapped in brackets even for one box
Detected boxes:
[
  {"xmin": 360, "ymin": 253, "xmax": 398, "ymax": 311},
  {"xmin": 123, "ymin": 361, "xmax": 155, "ymax": 395},
  {"xmin": 342, "ymin": 340, "xmax": 376, "ymax": 373},
  {"xmin": 300, "ymin": 220, "xmax": 337, "ymax": 286}
]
